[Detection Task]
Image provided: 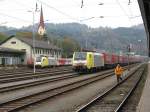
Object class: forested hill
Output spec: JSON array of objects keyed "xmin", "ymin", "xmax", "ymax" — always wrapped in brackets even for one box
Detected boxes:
[{"xmin": 0, "ymin": 23, "xmax": 147, "ymax": 55}]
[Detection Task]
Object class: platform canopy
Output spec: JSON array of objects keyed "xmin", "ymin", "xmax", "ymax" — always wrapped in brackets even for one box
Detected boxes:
[{"xmin": 138, "ymin": 0, "xmax": 150, "ymax": 56}]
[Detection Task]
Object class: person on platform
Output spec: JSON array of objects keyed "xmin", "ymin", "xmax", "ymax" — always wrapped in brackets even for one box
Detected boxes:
[{"xmin": 115, "ymin": 64, "xmax": 124, "ymax": 83}]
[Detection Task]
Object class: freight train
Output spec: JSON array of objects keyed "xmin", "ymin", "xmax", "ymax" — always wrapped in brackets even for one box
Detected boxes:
[{"xmin": 72, "ymin": 51, "xmax": 146, "ymax": 72}]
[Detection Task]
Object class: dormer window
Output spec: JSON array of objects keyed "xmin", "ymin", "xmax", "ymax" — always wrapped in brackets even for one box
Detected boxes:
[{"xmin": 11, "ymin": 41, "xmax": 16, "ymax": 44}]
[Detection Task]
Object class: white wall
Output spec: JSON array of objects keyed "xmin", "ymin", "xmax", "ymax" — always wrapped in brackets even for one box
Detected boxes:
[
  {"xmin": 1, "ymin": 37, "xmax": 62, "ymax": 64},
  {"xmin": 33, "ymin": 48, "xmax": 62, "ymax": 59},
  {"xmin": 1, "ymin": 37, "xmax": 31, "ymax": 64}
]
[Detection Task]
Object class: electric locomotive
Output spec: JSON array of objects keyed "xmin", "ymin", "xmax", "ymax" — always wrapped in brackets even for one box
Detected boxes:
[
  {"xmin": 72, "ymin": 52, "xmax": 104, "ymax": 72},
  {"xmin": 72, "ymin": 51, "xmax": 147, "ymax": 72}
]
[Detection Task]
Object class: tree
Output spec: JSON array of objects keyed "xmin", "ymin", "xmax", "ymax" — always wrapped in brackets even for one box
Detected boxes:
[
  {"xmin": 0, "ymin": 33, "xmax": 8, "ymax": 42},
  {"xmin": 61, "ymin": 37, "xmax": 80, "ymax": 57}
]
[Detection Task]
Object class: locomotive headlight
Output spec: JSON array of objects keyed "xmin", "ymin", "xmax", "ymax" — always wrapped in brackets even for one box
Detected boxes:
[{"xmin": 73, "ymin": 60, "xmax": 87, "ymax": 66}]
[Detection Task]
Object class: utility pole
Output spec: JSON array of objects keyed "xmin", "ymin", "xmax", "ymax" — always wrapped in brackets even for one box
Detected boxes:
[
  {"xmin": 32, "ymin": 11, "xmax": 36, "ymax": 74},
  {"xmin": 138, "ymin": 40, "xmax": 142, "ymax": 55},
  {"xmin": 127, "ymin": 44, "xmax": 131, "ymax": 71},
  {"xmin": 28, "ymin": 4, "xmax": 39, "ymax": 74},
  {"xmin": 28, "ymin": 10, "xmax": 36, "ymax": 74}
]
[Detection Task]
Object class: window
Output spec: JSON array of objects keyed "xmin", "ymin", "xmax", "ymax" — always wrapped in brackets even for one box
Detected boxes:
[
  {"xmin": 74, "ymin": 52, "xmax": 86, "ymax": 60},
  {"xmin": 21, "ymin": 49, "xmax": 26, "ymax": 51},
  {"xmin": 11, "ymin": 41, "xmax": 16, "ymax": 44},
  {"xmin": 35, "ymin": 49, "xmax": 37, "ymax": 54},
  {"xmin": 36, "ymin": 57, "xmax": 41, "ymax": 62}
]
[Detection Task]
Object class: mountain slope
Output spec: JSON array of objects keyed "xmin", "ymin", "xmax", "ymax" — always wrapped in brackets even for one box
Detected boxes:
[{"xmin": 0, "ymin": 23, "xmax": 147, "ymax": 55}]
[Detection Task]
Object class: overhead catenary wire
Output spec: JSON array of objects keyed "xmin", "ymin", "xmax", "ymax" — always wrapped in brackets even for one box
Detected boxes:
[
  {"xmin": 129, "ymin": 15, "xmax": 141, "ymax": 19},
  {"xmin": 79, "ymin": 14, "xmax": 142, "ymax": 22},
  {"xmin": 0, "ymin": 0, "xmax": 39, "ymax": 24},
  {"xmin": 80, "ymin": 17, "xmax": 95, "ymax": 22},
  {"xmin": 72, "ymin": 0, "xmax": 81, "ymax": 7},
  {"xmin": 0, "ymin": 12, "xmax": 31, "ymax": 23},
  {"xmin": 115, "ymin": 0, "xmax": 130, "ymax": 19},
  {"xmin": 115, "ymin": 0, "xmax": 143, "ymax": 53},
  {"xmin": 13, "ymin": 0, "xmax": 33, "ymax": 9},
  {"xmin": 79, "ymin": 0, "xmax": 141, "ymax": 23},
  {"xmin": 115, "ymin": 0, "xmax": 135, "ymax": 26},
  {"xmin": 0, "ymin": 0, "xmax": 142, "ymax": 28},
  {"xmin": 37, "ymin": 0, "xmax": 80, "ymax": 22},
  {"xmin": 128, "ymin": 3, "xmax": 133, "ymax": 17}
]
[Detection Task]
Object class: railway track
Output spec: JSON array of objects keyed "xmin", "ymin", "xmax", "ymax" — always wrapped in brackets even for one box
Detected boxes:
[
  {"xmin": 0, "ymin": 67, "xmax": 121, "ymax": 93},
  {"xmin": 0, "ymin": 64, "xmax": 135, "ymax": 84},
  {"xmin": 0, "ymin": 65, "xmax": 136, "ymax": 112},
  {"xmin": 0, "ymin": 70, "xmax": 116, "ymax": 111},
  {"xmin": 75, "ymin": 64, "xmax": 145, "ymax": 112},
  {"xmin": 0, "ymin": 66, "xmax": 72, "ymax": 75},
  {"xmin": 0, "ymin": 64, "xmax": 136, "ymax": 79},
  {"xmin": 0, "ymin": 72, "xmax": 78, "ymax": 93},
  {"xmin": 0, "ymin": 65, "xmax": 132, "ymax": 93},
  {"xmin": 0, "ymin": 64, "xmax": 133, "ymax": 92},
  {"xmin": 0, "ymin": 69, "xmax": 73, "ymax": 83},
  {"xmin": 0, "ymin": 68, "xmax": 72, "ymax": 77}
]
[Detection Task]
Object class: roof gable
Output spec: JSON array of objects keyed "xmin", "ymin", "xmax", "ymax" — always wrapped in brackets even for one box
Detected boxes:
[{"xmin": 0, "ymin": 35, "xmax": 61, "ymax": 51}]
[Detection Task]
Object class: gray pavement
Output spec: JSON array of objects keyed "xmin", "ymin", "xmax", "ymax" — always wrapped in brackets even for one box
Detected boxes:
[{"xmin": 137, "ymin": 62, "xmax": 150, "ymax": 112}]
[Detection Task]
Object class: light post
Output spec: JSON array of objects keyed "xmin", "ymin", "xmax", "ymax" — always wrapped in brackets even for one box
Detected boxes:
[
  {"xmin": 32, "ymin": 11, "xmax": 36, "ymax": 74},
  {"xmin": 28, "ymin": 10, "xmax": 36, "ymax": 74},
  {"xmin": 138, "ymin": 39, "xmax": 142, "ymax": 55},
  {"xmin": 127, "ymin": 44, "xmax": 131, "ymax": 71},
  {"xmin": 28, "ymin": 8, "xmax": 39, "ymax": 74}
]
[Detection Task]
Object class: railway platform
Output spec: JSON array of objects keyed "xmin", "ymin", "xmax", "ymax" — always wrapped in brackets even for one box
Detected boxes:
[{"xmin": 136, "ymin": 62, "xmax": 150, "ymax": 112}]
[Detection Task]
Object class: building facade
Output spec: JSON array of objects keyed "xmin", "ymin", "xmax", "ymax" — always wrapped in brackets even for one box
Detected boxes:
[
  {"xmin": 0, "ymin": 36, "xmax": 61, "ymax": 64},
  {"xmin": 0, "ymin": 47, "xmax": 25, "ymax": 65}
]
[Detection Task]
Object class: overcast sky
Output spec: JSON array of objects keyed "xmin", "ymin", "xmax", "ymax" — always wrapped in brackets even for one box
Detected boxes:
[{"xmin": 0, "ymin": 0, "xmax": 143, "ymax": 28}]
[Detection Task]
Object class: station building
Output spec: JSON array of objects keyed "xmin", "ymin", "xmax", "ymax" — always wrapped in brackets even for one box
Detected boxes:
[
  {"xmin": 0, "ymin": 35, "xmax": 62, "ymax": 65},
  {"xmin": 0, "ymin": 5, "xmax": 62, "ymax": 66}
]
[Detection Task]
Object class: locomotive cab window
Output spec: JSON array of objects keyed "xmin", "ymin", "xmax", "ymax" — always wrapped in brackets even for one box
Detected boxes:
[
  {"xmin": 36, "ymin": 57, "xmax": 41, "ymax": 62},
  {"xmin": 74, "ymin": 52, "xmax": 86, "ymax": 60}
]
